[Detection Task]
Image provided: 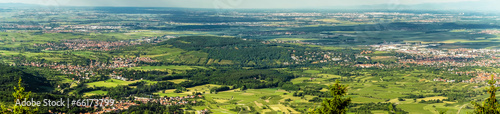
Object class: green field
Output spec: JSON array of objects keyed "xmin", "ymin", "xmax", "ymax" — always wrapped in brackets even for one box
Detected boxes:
[
  {"xmin": 154, "ymin": 84, "xmax": 221, "ymax": 97},
  {"xmin": 272, "ymin": 38, "xmax": 318, "ymax": 41},
  {"xmin": 1, "ymin": 11, "xmax": 499, "ymax": 114},
  {"xmin": 84, "ymin": 90, "xmax": 108, "ymax": 96},
  {"xmin": 167, "ymin": 79, "xmax": 188, "ymax": 84},
  {"xmin": 86, "ymin": 79, "xmax": 141, "ymax": 88},
  {"xmin": 130, "ymin": 65, "xmax": 208, "ymax": 71},
  {"xmin": 274, "ymin": 66, "xmax": 484, "ymax": 113}
]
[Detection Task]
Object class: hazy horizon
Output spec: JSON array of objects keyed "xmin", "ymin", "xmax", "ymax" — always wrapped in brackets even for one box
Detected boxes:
[{"xmin": 0, "ymin": 0, "xmax": 499, "ymax": 11}]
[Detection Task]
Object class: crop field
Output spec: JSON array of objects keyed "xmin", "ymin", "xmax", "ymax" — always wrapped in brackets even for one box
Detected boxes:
[
  {"xmin": 273, "ymin": 66, "xmax": 488, "ymax": 113},
  {"xmin": 272, "ymin": 38, "xmax": 319, "ymax": 41},
  {"xmin": 154, "ymin": 86, "xmax": 315, "ymax": 113},
  {"xmin": 202, "ymin": 88, "xmax": 300, "ymax": 113},
  {"xmin": 167, "ymin": 79, "xmax": 188, "ymax": 84},
  {"xmin": 3, "ymin": 6, "xmax": 500, "ymax": 114},
  {"xmin": 86, "ymin": 79, "xmax": 141, "ymax": 88},
  {"xmin": 130, "ymin": 65, "xmax": 208, "ymax": 71},
  {"xmin": 84, "ymin": 90, "xmax": 108, "ymax": 96},
  {"xmin": 154, "ymin": 84, "xmax": 222, "ymax": 97}
]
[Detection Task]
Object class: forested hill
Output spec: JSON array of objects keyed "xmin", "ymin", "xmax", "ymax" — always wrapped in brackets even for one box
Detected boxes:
[
  {"xmin": 162, "ymin": 36, "xmax": 255, "ymax": 51},
  {"xmin": 0, "ymin": 63, "xmax": 52, "ymax": 102},
  {"xmin": 161, "ymin": 36, "xmax": 295, "ymax": 67}
]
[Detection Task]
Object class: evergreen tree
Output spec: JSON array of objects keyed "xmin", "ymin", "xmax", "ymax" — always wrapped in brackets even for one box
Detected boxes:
[
  {"xmin": 471, "ymin": 75, "xmax": 500, "ymax": 114},
  {"xmin": 308, "ymin": 80, "xmax": 351, "ymax": 114},
  {"xmin": 1, "ymin": 78, "xmax": 38, "ymax": 114}
]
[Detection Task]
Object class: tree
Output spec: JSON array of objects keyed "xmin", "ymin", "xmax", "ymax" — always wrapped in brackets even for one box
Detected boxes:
[
  {"xmin": 308, "ymin": 80, "xmax": 351, "ymax": 114},
  {"xmin": 240, "ymin": 85, "xmax": 247, "ymax": 91},
  {"xmin": 471, "ymin": 75, "xmax": 500, "ymax": 114},
  {"xmin": 388, "ymin": 104, "xmax": 394, "ymax": 113},
  {"xmin": 2, "ymin": 78, "xmax": 39, "ymax": 114},
  {"xmin": 174, "ymin": 88, "xmax": 183, "ymax": 93},
  {"xmin": 438, "ymin": 109, "xmax": 448, "ymax": 114}
]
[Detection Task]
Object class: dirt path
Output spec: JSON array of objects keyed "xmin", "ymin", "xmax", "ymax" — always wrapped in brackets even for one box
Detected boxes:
[
  {"xmin": 254, "ymin": 101, "xmax": 263, "ymax": 107},
  {"xmin": 457, "ymin": 103, "xmax": 467, "ymax": 114}
]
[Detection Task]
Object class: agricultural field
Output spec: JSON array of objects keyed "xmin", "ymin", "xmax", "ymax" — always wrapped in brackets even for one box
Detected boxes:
[
  {"xmin": 86, "ymin": 79, "xmax": 143, "ymax": 88},
  {"xmin": 84, "ymin": 90, "xmax": 108, "ymax": 96},
  {"xmin": 130, "ymin": 65, "xmax": 208, "ymax": 71},
  {"xmin": 2, "ymin": 5, "xmax": 500, "ymax": 114},
  {"xmin": 154, "ymin": 84, "xmax": 222, "ymax": 97}
]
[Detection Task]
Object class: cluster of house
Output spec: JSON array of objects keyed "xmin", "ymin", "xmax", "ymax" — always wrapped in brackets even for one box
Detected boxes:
[
  {"xmin": 135, "ymin": 95, "xmax": 203, "ymax": 106},
  {"xmin": 49, "ymin": 95, "xmax": 207, "ymax": 114},
  {"xmin": 360, "ymin": 50, "xmax": 373, "ymax": 54},
  {"xmin": 479, "ymin": 30, "xmax": 500, "ymax": 34},
  {"xmin": 22, "ymin": 62, "xmax": 96, "ymax": 80},
  {"xmin": 261, "ymin": 39, "xmax": 317, "ymax": 45},
  {"xmin": 43, "ymin": 30, "xmax": 75, "ymax": 33},
  {"xmin": 101, "ymin": 95, "xmax": 205, "ymax": 113},
  {"xmin": 438, "ymin": 71, "xmax": 500, "ymax": 84},
  {"xmin": 0, "ymin": 24, "xmax": 43, "ymax": 29},
  {"xmin": 34, "ymin": 35, "xmax": 176, "ymax": 51},
  {"xmin": 432, "ymin": 78, "xmax": 456, "ymax": 83},
  {"xmin": 360, "ymin": 43, "xmax": 500, "ymax": 85},
  {"xmin": 373, "ymin": 43, "xmax": 500, "ymax": 58},
  {"xmin": 242, "ymin": 31, "xmax": 306, "ymax": 37},
  {"xmin": 464, "ymin": 74, "xmax": 500, "ymax": 84},
  {"xmin": 353, "ymin": 63, "xmax": 385, "ymax": 68},
  {"xmin": 35, "ymin": 39, "xmax": 140, "ymax": 51},
  {"xmin": 285, "ymin": 50, "xmax": 343, "ymax": 65},
  {"xmin": 43, "ymin": 25, "xmax": 127, "ymax": 32},
  {"xmin": 370, "ymin": 43, "xmax": 500, "ymax": 68},
  {"xmin": 398, "ymin": 58, "xmax": 500, "ymax": 68},
  {"xmin": 110, "ymin": 57, "xmax": 156, "ymax": 68},
  {"xmin": 21, "ymin": 57, "xmax": 156, "ymax": 81}
]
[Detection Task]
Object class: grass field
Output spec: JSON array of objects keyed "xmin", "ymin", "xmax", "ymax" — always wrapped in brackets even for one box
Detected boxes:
[
  {"xmin": 398, "ymin": 104, "xmax": 434, "ymax": 114},
  {"xmin": 276, "ymin": 66, "xmax": 482, "ymax": 113},
  {"xmin": 272, "ymin": 38, "xmax": 318, "ymax": 41},
  {"xmin": 86, "ymin": 79, "xmax": 140, "ymax": 88},
  {"xmin": 167, "ymin": 79, "xmax": 188, "ymax": 84},
  {"xmin": 154, "ymin": 84, "xmax": 221, "ymax": 97},
  {"xmin": 130, "ymin": 65, "xmax": 208, "ymax": 71},
  {"xmin": 84, "ymin": 90, "xmax": 108, "ymax": 96},
  {"xmin": 0, "ymin": 28, "xmax": 495, "ymax": 114},
  {"xmin": 202, "ymin": 88, "xmax": 301, "ymax": 113},
  {"xmin": 371, "ymin": 56, "xmax": 397, "ymax": 61},
  {"xmin": 303, "ymin": 70, "xmax": 321, "ymax": 74},
  {"xmin": 154, "ymin": 87, "xmax": 304, "ymax": 113}
]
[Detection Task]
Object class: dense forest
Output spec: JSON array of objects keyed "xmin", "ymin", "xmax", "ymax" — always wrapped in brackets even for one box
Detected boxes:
[{"xmin": 0, "ymin": 63, "xmax": 52, "ymax": 102}]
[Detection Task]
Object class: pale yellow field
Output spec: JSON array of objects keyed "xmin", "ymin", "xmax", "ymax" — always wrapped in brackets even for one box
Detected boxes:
[
  {"xmin": 168, "ymin": 79, "xmax": 187, "ymax": 84},
  {"xmin": 417, "ymin": 96, "xmax": 448, "ymax": 101}
]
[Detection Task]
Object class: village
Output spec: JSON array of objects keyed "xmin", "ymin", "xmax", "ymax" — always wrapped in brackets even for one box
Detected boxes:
[
  {"xmin": 365, "ymin": 43, "xmax": 500, "ymax": 84},
  {"xmin": 21, "ymin": 57, "xmax": 156, "ymax": 82},
  {"xmin": 48, "ymin": 95, "xmax": 208, "ymax": 114},
  {"xmin": 34, "ymin": 35, "xmax": 176, "ymax": 51}
]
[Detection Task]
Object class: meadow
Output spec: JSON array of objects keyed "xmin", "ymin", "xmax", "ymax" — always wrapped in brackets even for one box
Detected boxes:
[{"xmin": 86, "ymin": 79, "xmax": 143, "ymax": 88}]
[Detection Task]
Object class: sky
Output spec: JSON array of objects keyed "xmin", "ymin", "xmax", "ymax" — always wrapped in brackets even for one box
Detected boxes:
[{"xmin": 0, "ymin": 0, "xmax": 498, "ymax": 10}]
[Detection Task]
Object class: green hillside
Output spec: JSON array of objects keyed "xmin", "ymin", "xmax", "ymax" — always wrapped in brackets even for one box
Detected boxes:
[{"xmin": 0, "ymin": 63, "xmax": 53, "ymax": 103}]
